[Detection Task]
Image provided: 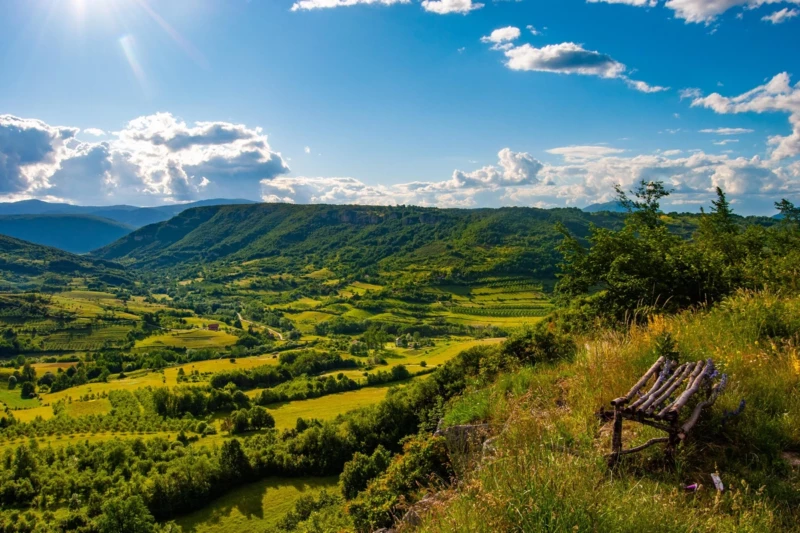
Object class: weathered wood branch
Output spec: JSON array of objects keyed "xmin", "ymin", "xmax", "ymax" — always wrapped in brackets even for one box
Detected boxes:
[
  {"xmin": 628, "ymin": 360, "xmax": 674, "ymax": 412},
  {"xmin": 612, "ymin": 356, "xmax": 665, "ymax": 407},
  {"xmin": 664, "ymin": 359, "xmax": 713, "ymax": 419},
  {"xmin": 644, "ymin": 362, "xmax": 696, "ymax": 415},
  {"xmin": 679, "ymin": 374, "xmax": 728, "ymax": 437},
  {"xmin": 655, "ymin": 361, "xmax": 700, "ymax": 418},
  {"xmin": 637, "ymin": 362, "xmax": 690, "ymax": 414},
  {"xmin": 607, "ymin": 437, "xmax": 670, "ymax": 459}
]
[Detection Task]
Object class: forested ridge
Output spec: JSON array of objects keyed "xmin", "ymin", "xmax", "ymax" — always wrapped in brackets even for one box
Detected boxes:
[{"xmin": 93, "ymin": 202, "xmax": 774, "ymax": 282}]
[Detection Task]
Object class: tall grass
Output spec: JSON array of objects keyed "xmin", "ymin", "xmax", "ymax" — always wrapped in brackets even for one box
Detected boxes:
[{"xmin": 419, "ymin": 291, "xmax": 800, "ymax": 532}]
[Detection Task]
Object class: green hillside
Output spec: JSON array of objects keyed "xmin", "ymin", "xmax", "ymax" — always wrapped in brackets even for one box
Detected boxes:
[
  {"xmin": 0, "ymin": 234, "xmax": 131, "ymax": 291},
  {"xmin": 93, "ymin": 203, "xmax": 629, "ymax": 280},
  {"xmin": 0, "ymin": 215, "xmax": 133, "ymax": 254},
  {"xmin": 95, "ymin": 203, "xmax": 777, "ymax": 285}
]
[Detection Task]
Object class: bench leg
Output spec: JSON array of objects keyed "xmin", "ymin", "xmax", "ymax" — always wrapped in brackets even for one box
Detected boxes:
[
  {"xmin": 609, "ymin": 407, "xmax": 623, "ymax": 465},
  {"xmin": 665, "ymin": 424, "xmax": 680, "ymax": 463}
]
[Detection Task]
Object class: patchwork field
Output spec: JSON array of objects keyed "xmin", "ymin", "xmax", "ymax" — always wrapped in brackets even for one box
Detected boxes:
[
  {"xmin": 0, "ymin": 275, "xmax": 553, "ymax": 532},
  {"xmin": 136, "ymin": 329, "xmax": 239, "ymax": 349},
  {"xmin": 263, "ymin": 383, "xmax": 404, "ymax": 429},
  {"xmin": 176, "ymin": 477, "xmax": 338, "ymax": 533}
]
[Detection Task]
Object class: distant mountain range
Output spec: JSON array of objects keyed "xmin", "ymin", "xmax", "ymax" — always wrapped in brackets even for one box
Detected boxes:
[
  {"xmin": 0, "ymin": 199, "xmax": 257, "ymax": 253},
  {"xmin": 0, "ymin": 215, "xmax": 133, "ymax": 254},
  {"xmin": 0, "ymin": 199, "xmax": 257, "ymax": 228},
  {"xmin": 582, "ymin": 201, "xmax": 627, "ymax": 213}
]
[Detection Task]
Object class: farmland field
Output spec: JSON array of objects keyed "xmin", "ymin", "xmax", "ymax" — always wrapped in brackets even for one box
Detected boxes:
[
  {"xmin": 0, "ymin": 388, "xmax": 40, "ymax": 409},
  {"xmin": 0, "ymin": 249, "xmax": 557, "ymax": 532},
  {"xmin": 263, "ymin": 381, "xmax": 413, "ymax": 429},
  {"xmin": 176, "ymin": 477, "xmax": 338, "ymax": 533},
  {"xmin": 136, "ymin": 329, "xmax": 239, "ymax": 349}
]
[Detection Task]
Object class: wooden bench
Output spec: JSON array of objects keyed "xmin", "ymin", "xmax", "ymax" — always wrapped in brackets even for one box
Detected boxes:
[{"xmin": 606, "ymin": 356, "xmax": 728, "ymax": 465}]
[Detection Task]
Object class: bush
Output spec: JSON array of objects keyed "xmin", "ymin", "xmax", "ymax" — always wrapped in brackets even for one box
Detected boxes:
[{"xmin": 500, "ymin": 323, "xmax": 576, "ymax": 366}]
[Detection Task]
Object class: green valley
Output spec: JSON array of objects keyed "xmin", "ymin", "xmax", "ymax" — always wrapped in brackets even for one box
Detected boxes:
[{"xmin": 0, "ymin": 193, "xmax": 797, "ymax": 533}]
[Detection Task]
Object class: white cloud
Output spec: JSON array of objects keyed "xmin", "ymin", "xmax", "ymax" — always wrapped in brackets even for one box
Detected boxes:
[
  {"xmin": 0, "ymin": 115, "xmax": 78, "ymax": 195},
  {"xmin": 680, "ymin": 88, "xmax": 702, "ymax": 100},
  {"xmin": 666, "ymin": 0, "xmax": 800, "ymax": 23},
  {"xmin": 290, "ymin": 0, "xmax": 409, "ymax": 11},
  {"xmin": 626, "ymin": 79, "xmax": 670, "ymax": 93},
  {"xmin": 261, "ymin": 148, "xmax": 543, "ymax": 207},
  {"xmin": 305, "ymin": 146, "xmax": 312, "ymax": 154},
  {"xmin": 691, "ymin": 72, "xmax": 800, "ymax": 159},
  {"xmin": 546, "ymin": 145, "xmax": 626, "ymax": 161},
  {"xmin": 526, "ymin": 25, "xmax": 542, "ymax": 35},
  {"xmin": 258, "ymin": 148, "xmax": 799, "ymax": 215},
  {"xmin": 587, "ymin": 0, "xmax": 657, "ymax": 6},
  {"xmin": 699, "ymin": 127, "xmax": 754, "ymax": 135},
  {"xmin": 481, "ymin": 26, "xmax": 521, "ymax": 45},
  {"xmin": 496, "ymin": 41, "xmax": 666, "ymax": 93},
  {"xmin": 82, "ymin": 128, "xmax": 105, "ymax": 137},
  {"xmin": 0, "ymin": 113, "xmax": 289, "ymax": 205},
  {"xmin": 504, "ymin": 42, "xmax": 625, "ymax": 77},
  {"xmin": 762, "ymin": 7, "xmax": 799, "ymax": 22},
  {"xmin": 421, "ymin": 0, "xmax": 484, "ymax": 14},
  {"xmin": 713, "ymin": 139, "xmax": 740, "ymax": 145},
  {"xmin": 588, "ymin": 0, "xmax": 800, "ymax": 24}
]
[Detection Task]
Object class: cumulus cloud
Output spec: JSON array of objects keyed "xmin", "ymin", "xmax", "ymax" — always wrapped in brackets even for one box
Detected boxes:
[
  {"xmin": 0, "ymin": 113, "xmax": 289, "ymax": 205},
  {"xmin": 691, "ymin": 72, "xmax": 800, "ymax": 159},
  {"xmin": 504, "ymin": 42, "xmax": 625, "ymax": 77},
  {"xmin": 421, "ymin": 0, "xmax": 484, "ymax": 14},
  {"xmin": 700, "ymin": 127, "xmax": 754, "ymax": 135},
  {"xmin": 713, "ymin": 139, "xmax": 740, "ymax": 145},
  {"xmin": 481, "ymin": 26, "xmax": 521, "ymax": 47},
  {"xmin": 82, "ymin": 128, "xmax": 105, "ymax": 137},
  {"xmin": 261, "ymin": 148, "xmax": 543, "ymax": 208},
  {"xmin": 495, "ymin": 41, "xmax": 666, "ymax": 92},
  {"xmin": 762, "ymin": 7, "xmax": 799, "ymax": 22},
  {"xmin": 258, "ymin": 147, "xmax": 800, "ymax": 215},
  {"xmin": 666, "ymin": 0, "xmax": 800, "ymax": 23},
  {"xmin": 588, "ymin": 0, "xmax": 800, "ymax": 24},
  {"xmin": 290, "ymin": 0, "xmax": 409, "ymax": 11},
  {"xmin": 0, "ymin": 115, "xmax": 78, "ymax": 195}
]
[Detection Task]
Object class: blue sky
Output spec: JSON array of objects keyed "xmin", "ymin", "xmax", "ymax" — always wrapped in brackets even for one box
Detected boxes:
[{"xmin": 1, "ymin": 0, "xmax": 799, "ymax": 214}]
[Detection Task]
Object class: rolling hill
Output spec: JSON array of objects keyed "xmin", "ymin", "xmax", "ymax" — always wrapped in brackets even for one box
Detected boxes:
[
  {"xmin": 0, "ymin": 234, "xmax": 131, "ymax": 291},
  {"xmin": 0, "ymin": 215, "xmax": 133, "ymax": 254},
  {"xmin": 92, "ymin": 203, "xmax": 632, "ymax": 281}
]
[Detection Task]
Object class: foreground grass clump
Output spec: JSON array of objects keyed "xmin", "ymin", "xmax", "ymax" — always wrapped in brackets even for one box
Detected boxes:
[{"xmin": 419, "ymin": 291, "xmax": 800, "ymax": 533}]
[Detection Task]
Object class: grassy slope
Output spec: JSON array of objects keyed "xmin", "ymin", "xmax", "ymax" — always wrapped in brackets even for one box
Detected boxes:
[
  {"xmin": 0, "ymin": 234, "xmax": 131, "ymax": 290},
  {"xmin": 92, "ymin": 204, "xmax": 631, "ymax": 280},
  {"xmin": 421, "ymin": 292, "xmax": 800, "ymax": 532},
  {"xmin": 175, "ymin": 477, "xmax": 338, "ymax": 533}
]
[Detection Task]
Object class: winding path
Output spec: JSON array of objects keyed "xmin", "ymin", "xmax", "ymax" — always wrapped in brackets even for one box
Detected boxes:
[{"xmin": 237, "ymin": 312, "xmax": 284, "ymax": 340}]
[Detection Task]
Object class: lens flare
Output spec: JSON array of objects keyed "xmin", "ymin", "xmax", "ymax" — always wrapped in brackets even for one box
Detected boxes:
[
  {"xmin": 119, "ymin": 34, "xmax": 149, "ymax": 95},
  {"xmin": 132, "ymin": 0, "xmax": 209, "ymax": 70}
]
